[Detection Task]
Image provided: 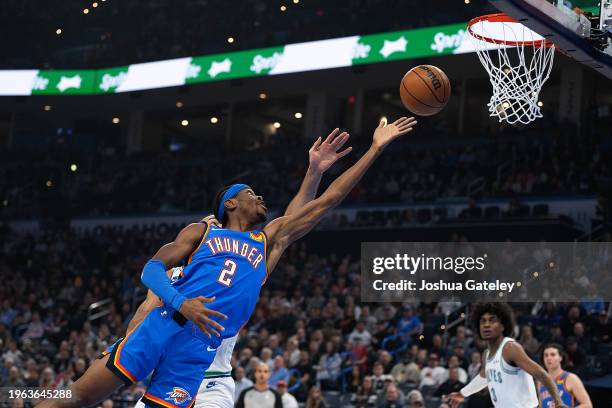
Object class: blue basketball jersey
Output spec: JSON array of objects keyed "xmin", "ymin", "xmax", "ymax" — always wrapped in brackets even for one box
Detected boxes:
[
  {"xmin": 172, "ymin": 224, "xmax": 268, "ymax": 339},
  {"xmin": 538, "ymin": 371, "xmax": 575, "ymax": 408}
]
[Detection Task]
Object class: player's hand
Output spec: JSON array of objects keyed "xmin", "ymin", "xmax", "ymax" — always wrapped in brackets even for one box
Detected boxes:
[
  {"xmin": 201, "ymin": 214, "xmax": 222, "ymax": 228},
  {"xmin": 309, "ymin": 128, "xmax": 352, "ymax": 173},
  {"xmin": 372, "ymin": 116, "xmax": 417, "ymax": 151},
  {"xmin": 443, "ymin": 392, "xmax": 465, "ymax": 408},
  {"xmin": 554, "ymin": 402, "xmax": 569, "ymax": 408},
  {"xmin": 179, "ymin": 296, "xmax": 228, "ymax": 338}
]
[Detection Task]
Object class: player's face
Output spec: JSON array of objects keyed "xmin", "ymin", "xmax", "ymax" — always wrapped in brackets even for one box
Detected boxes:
[
  {"xmin": 543, "ymin": 347, "xmax": 562, "ymax": 371},
  {"xmin": 236, "ymin": 188, "xmax": 267, "ymax": 223},
  {"xmin": 479, "ymin": 312, "xmax": 504, "ymax": 340}
]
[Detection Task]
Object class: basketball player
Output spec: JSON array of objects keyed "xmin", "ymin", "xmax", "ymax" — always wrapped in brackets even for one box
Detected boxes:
[
  {"xmin": 538, "ymin": 343, "xmax": 592, "ymax": 408},
  {"xmin": 39, "ymin": 116, "xmax": 417, "ymax": 408},
  {"xmin": 444, "ymin": 303, "xmax": 568, "ymax": 408},
  {"xmin": 122, "ymin": 131, "xmax": 354, "ymax": 408}
]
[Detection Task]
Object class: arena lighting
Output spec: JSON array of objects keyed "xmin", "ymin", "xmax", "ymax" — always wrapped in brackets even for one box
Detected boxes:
[
  {"xmin": 46, "ymin": 180, "xmax": 53, "ymax": 188},
  {"xmin": 175, "ymin": 101, "xmax": 183, "ymax": 108},
  {"xmin": 112, "ymin": 117, "xmax": 120, "ymax": 124},
  {"xmin": 210, "ymin": 117, "xmax": 219, "ymax": 124},
  {"xmin": 537, "ymin": 101, "xmax": 544, "ymax": 107},
  {"xmin": 464, "ymin": 0, "xmax": 470, "ymax": 4},
  {"xmin": 294, "ymin": 112, "xmax": 302, "ymax": 119},
  {"xmin": 43, "ymin": 105, "xmax": 51, "ymax": 111},
  {"xmin": 93, "ymin": 2, "xmax": 98, "ymax": 8},
  {"xmin": 56, "ymin": 28, "xmax": 62, "ymax": 35},
  {"xmin": 259, "ymin": 93, "xmax": 267, "ymax": 100},
  {"xmin": 181, "ymin": 119, "xmax": 189, "ymax": 126},
  {"xmin": 83, "ymin": 8, "xmax": 89, "ymax": 14},
  {"xmin": 227, "ymin": 37, "xmax": 234, "ymax": 44},
  {"xmin": 70, "ymin": 164, "xmax": 78, "ymax": 172},
  {"xmin": 273, "ymin": 122, "xmax": 281, "ymax": 129},
  {"xmin": 280, "ymin": 5, "xmax": 287, "ymax": 11},
  {"xmin": 293, "ymin": 0, "xmax": 299, "ymax": 3}
]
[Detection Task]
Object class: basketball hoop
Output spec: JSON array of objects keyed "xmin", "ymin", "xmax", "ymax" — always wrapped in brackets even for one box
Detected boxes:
[{"xmin": 468, "ymin": 13, "xmax": 555, "ymax": 125}]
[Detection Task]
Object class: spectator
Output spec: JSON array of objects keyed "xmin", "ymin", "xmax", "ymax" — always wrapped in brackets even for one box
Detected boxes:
[
  {"xmin": 371, "ymin": 362, "xmax": 387, "ymax": 392},
  {"xmin": 277, "ymin": 380, "xmax": 299, "ymax": 408},
  {"xmin": 405, "ymin": 389, "xmax": 425, "ymax": 408},
  {"xmin": 390, "ymin": 352, "xmax": 420, "ymax": 385},
  {"xmin": 447, "ymin": 356, "xmax": 467, "ymax": 384},
  {"xmin": 396, "ymin": 306, "xmax": 423, "ymax": 345},
  {"xmin": 434, "ymin": 367, "xmax": 465, "ymax": 397},
  {"xmin": 378, "ymin": 383, "xmax": 404, "ymax": 408},
  {"xmin": 349, "ymin": 321, "xmax": 373, "ymax": 347},
  {"xmin": 234, "ymin": 366, "xmax": 253, "ymax": 401},
  {"xmin": 6, "ymin": 366, "xmax": 25, "ymax": 388},
  {"xmin": 315, "ymin": 341, "xmax": 341, "ymax": 389},
  {"xmin": 419, "ymin": 353, "xmax": 447, "ymax": 390},
  {"xmin": 305, "ymin": 385, "xmax": 327, "ymax": 408},
  {"xmin": 351, "ymin": 375, "xmax": 378, "ymax": 408},
  {"xmin": 269, "ymin": 356, "xmax": 290, "ymax": 389},
  {"xmin": 519, "ymin": 325, "xmax": 540, "ymax": 358},
  {"xmin": 236, "ymin": 362, "xmax": 282, "ymax": 408},
  {"xmin": 467, "ymin": 351, "xmax": 481, "ymax": 380},
  {"xmin": 565, "ymin": 337, "xmax": 586, "ymax": 370},
  {"xmin": 573, "ymin": 322, "xmax": 593, "ymax": 354},
  {"xmin": 591, "ymin": 310, "xmax": 611, "ymax": 343}
]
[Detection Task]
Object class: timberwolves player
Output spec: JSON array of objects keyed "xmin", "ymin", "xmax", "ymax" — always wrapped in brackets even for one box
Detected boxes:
[
  {"xmin": 538, "ymin": 343, "xmax": 592, "ymax": 408},
  {"xmin": 39, "ymin": 116, "xmax": 417, "ymax": 408},
  {"xmin": 445, "ymin": 303, "xmax": 568, "ymax": 408},
  {"xmin": 126, "ymin": 131, "xmax": 352, "ymax": 408}
]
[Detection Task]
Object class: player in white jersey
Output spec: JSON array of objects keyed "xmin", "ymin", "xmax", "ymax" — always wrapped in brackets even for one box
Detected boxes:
[{"xmin": 444, "ymin": 303, "xmax": 568, "ymax": 408}]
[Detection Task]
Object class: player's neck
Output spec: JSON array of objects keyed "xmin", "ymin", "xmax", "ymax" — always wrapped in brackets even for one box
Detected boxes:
[
  {"xmin": 548, "ymin": 367, "xmax": 563, "ymax": 379},
  {"xmin": 487, "ymin": 336, "xmax": 504, "ymax": 354},
  {"xmin": 224, "ymin": 217, "xmax": 256, "ymax": 232}
]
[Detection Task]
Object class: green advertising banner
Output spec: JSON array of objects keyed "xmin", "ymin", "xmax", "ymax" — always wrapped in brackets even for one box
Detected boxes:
[{"xmin": 0, "ymin": 22, "xmax": 476, "ymax": 96}]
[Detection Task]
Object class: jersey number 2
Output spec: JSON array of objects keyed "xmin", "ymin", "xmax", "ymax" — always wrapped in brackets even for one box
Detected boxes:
[{"xmin": 217, "ymin": 259, "xmax": 237, "ymax": 287}]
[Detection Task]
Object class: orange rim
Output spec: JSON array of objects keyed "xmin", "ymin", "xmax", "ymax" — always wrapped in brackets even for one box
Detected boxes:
[{"xmin": 468, "ymin": 13, "xmax": 555, "ymax": 48}]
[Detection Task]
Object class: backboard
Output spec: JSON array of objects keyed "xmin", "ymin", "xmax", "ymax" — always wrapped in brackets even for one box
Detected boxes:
[{"xmin": 489, "ymin": 0, "xmax": 612, "ymax": 79}]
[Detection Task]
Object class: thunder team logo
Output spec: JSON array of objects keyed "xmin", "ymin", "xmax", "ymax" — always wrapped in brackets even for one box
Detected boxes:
[
  {"xmin": 249, "ymin": 232, "xmax": 264, "ymax": 242},
  {"xmin": 165, "ymin": 387, "xmax": 192, "ymax": 404}
]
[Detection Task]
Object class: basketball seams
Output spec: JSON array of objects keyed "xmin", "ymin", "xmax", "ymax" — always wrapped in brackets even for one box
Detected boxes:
[
  {"xmin": 413, "ymin": 68, "xmax": 445, "ymax": 104},
  {"xmin": 400, "ymin": 81, "xmax": 441, "ymax": 111},
  {"xmin": 432, "ymin": 66, "xmax": 450, "ymax": 102}
]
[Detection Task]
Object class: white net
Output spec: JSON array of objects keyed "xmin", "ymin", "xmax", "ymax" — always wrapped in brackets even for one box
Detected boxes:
[{"xmin": 468, "ymin": 16, "xmax": 555, "ymax": 125}]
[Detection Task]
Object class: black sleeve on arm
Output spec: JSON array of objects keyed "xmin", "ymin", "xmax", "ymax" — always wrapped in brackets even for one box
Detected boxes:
[
  {"xmin": 236, "ymin": 387, "xmax": 250, "ymax": 408},
  {"xmin": 273, "ymin": 389, "xmax": 283, "ymax": 408}
]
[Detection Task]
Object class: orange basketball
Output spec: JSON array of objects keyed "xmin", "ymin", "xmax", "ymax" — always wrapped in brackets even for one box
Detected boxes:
[{"xmin": 399, "ymin": 65, "xmax": 451, "ymax": 116}]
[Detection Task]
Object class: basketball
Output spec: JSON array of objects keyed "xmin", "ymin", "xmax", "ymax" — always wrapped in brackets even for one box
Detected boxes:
[{"xmin": 399, "ymin": 65, "xmax": 451, "ymax": 116}]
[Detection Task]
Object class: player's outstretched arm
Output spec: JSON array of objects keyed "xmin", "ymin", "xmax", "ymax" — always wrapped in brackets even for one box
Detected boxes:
[
  {"xmin": 503, "ymin": 342, "xmax": 569, "ymax": 408},
  {"xmin": 264, "ymin": 117, "xmax": 417, "ymax": 271},
  {"xmin": 284, "ymin": 128, "xmax": 352, "ymax": 216},
  {"xmin": 141, "ymin": 221, "xmax": 228, "ymax": 337}
]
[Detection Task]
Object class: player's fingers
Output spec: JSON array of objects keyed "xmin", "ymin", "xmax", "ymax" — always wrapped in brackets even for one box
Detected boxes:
[
  {"xmin": 331, "ymin": 132, "xmax": 349, "ymax": 148},
  {"xmin": 203, "ymin": 308, "xmax": 228, "ymax": 320},
  {"xmin": 195, "ymin": 322, "xmax": 212, "ymax": 338},
  {"xmin": 201, "ymin": 316, "xmax": 224, "ymax": 334},
  {"xmin": 378, "ymin": 117, "xmax": 387, "ymax": 128},
  {"xmin": 336, "ymin": 146, "xmax": 352, "ymax": 158},
  {"xmin": 309, "ymin": 137, "xmax": 322, "ymax": 152},
  {"xmin": 392, "ymin": 116, "xmax": 408, "ymax": 126},
  {"xmin": 197, "ymin": 296, "xmax": 216, "ymax": 303},
  {"xmin": 324, "ymin": 128, "xmax": 339, "ymax": 144}
]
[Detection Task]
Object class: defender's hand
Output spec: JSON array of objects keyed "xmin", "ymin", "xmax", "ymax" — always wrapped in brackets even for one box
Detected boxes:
[
  {"xmin": 372, "ymin": 116, "xmax": 417, "ymax": 151},
  {"xmin": 201, "ymin": 214, "xmax": 222, "ymax": 228},
  {"xmin": 443, "ymin": 392, "xmax": 465, "ymax": 408},
  {"xmin": 309, "ymin": 128, "xmax": 352, "ymax": 173},
  {"xmin": 179, "ymin": 296, "xmax": 228, "ymax": 338}
]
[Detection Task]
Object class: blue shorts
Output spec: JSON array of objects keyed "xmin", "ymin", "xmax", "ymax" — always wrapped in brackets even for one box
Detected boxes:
[{"xmin": 104, "ymin": 306, "xmax": 217, "ymax": 408}]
